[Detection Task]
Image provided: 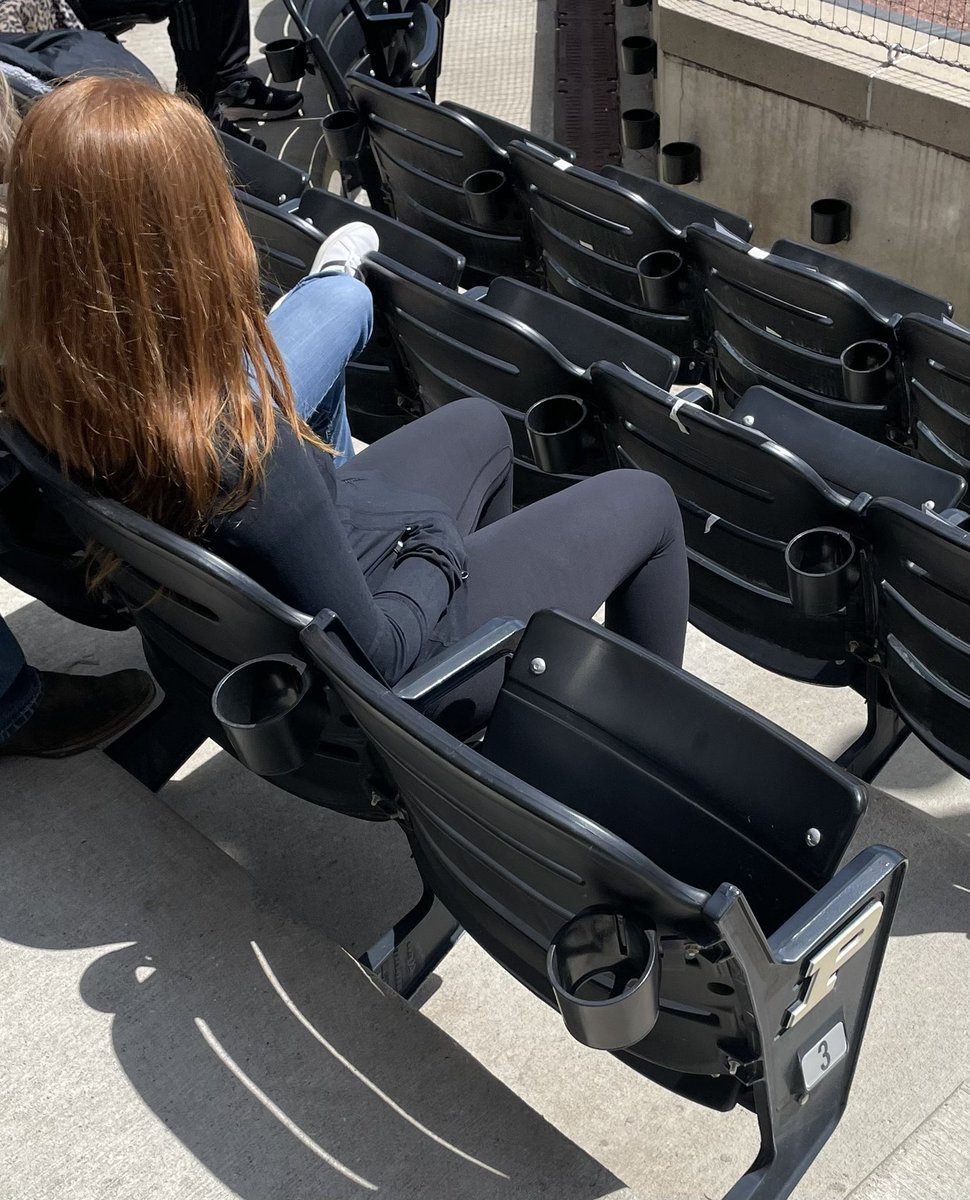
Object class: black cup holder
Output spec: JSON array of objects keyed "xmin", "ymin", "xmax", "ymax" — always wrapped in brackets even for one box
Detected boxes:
[
  {"xmin": 525, "ymin": 394, "xmax": 591, "ymax": 475},
  {"xmin": 661, "ymin": 142, "xmax": 701, "ymax": 185},
  {"xmin": 638, "ymin": 249, "xmax": 684, "ymax": 310},
  {"xmin": 621, "ymin": 36, "xmax": 657, "ymax": 75},
  {"xmin": 263, "ymin": 37, "xmax": 307, "ymax": 85},
  {"xmin": 212, "ymin": 654, "xmax": 328, "ymax": 776},
  {"xmin": 785, "ymin": 527, "xmax": 858, "ymax": 617},
  {"xmin": 621, "ymin": 108, "xmax": 660, "ymax": 151},
  {"xmin": 322, "ymin": 108, "xmax": 365, "ymax": 163},
  {"xmin": 463, "ymin": 168, "xmax": 513, "ymax": 226},
  {"xmin": 841, "ymin": 339, "xmax": 893, "ymax": 405},
  {"xmin": 547, "ymin": 910, "xmax": 660, "ymax": 1051},
  {"xmin": 811, "ymin": 198, "xmax": 851, "ymax": 244}
]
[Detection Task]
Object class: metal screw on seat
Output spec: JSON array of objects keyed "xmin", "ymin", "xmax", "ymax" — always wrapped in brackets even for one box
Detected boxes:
[
  {"xmin": 805, "ymin": 828, "xmax": 821, "ymax": 847},
  {"xmin": 530, "ymin": 657, "xmax": 546, "ymax": 675}
]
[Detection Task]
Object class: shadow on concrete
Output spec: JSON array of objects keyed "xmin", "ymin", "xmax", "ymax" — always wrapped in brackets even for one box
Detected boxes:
[
  {"xmin": 849, "ymin": 787, "xmax": 970, "ymax": 940},
  {"xmin": 161, "ymin": 749, "xmax": 424, "ymax": 955},
  {"xmin": 0, "ymin": 751, "xmax": 624, "ymax": 1199}
]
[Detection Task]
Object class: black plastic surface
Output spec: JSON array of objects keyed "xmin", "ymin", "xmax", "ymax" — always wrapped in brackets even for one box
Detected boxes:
[
  {"xmin": 868, "ymin": 498, "xmax": 970, "ymax": 778},
  {"xmin": 688, "ymin": 225, "xmax": 907, "ymax": 439},
  {"xmin": 897, "ymin": 313, "xmax": 970, "ymax": 481}
]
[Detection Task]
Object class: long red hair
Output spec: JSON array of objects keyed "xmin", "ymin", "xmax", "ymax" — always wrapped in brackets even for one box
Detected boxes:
[{"xmin": 2, "ymin": 75, "xmax": 322, "ymax": 536}]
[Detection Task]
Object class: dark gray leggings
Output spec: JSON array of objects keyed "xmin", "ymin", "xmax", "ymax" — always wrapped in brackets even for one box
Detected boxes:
[{"xmin": 351, "ymin": 398, "xmax": 690, "ymax": 722}]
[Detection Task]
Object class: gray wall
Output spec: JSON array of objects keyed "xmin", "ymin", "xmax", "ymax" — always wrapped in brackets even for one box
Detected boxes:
[{"xmin": 656, "ymin": 0, "xmax": 970, "ymax": 317}]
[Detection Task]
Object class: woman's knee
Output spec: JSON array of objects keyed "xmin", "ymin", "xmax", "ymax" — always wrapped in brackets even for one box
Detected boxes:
[
  {"xmin": 276, "ymin": 273, "xmax": 374, "ymax": 352},
  {"xmin": 446, "ymin": 396, "xmax": 514, "ymax": 456},
  {"xmin": 594, "ymin": 469, "xmax": 684, "ymax": 545}
]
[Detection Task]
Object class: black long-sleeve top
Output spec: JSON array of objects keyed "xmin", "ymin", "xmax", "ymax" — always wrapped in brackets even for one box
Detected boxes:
[{"xmin": 204, "ymin": 420, "xmax": 468, "ymax": 683}]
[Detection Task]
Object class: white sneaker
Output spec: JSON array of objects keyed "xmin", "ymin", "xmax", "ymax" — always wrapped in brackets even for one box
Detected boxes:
[{"xmin": 311, "ymin": 221, "xmax": 380, "ymax": 279}]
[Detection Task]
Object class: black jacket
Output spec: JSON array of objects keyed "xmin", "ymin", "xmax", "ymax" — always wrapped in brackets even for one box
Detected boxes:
[{"xmin": 205, "ymin": 421, "xmax": 468, "ymax": 684}]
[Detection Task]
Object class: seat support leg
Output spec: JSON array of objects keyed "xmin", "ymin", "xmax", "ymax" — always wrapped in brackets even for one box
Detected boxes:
[
  {"xmin": 722, "ymin": 1089, "xmax": 840, "ymax": 1200},
  {"xmin": 359, "ymin": 886, "xmax": 462, "ymax": 1000},
  {"xmin": 104, "ymin": 689, "xmax": 207, "ymax": 792},
  {"xmin": 837, "ymin": 669, "xmax": 908, "ymax": 782}
]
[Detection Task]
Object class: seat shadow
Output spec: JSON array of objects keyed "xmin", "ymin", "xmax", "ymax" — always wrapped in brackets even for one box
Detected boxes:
[
  {"xmin": 0, "ymin": 752, "xmax": 625, "ymax": 1200},
  {"xmin": 849, "ymin": 786, "xmax": 970, "ymax": 940},
  {"xmin": 162, "ymin": 747, "xmax": 424, "ymax": 955}
]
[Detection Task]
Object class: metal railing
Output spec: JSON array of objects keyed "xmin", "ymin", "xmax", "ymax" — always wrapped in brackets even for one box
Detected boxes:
[{"xmin": 724, "ymin": 0, "xmax": 970, "ymax": 71}]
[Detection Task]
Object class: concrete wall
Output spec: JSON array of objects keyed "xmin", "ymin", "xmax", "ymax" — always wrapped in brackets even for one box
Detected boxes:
[{"xmin": 654, "ymin": 0, "xmax": 970, "ymax": 318}]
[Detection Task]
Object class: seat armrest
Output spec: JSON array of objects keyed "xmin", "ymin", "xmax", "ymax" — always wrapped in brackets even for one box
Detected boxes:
[
  {"xmin": 394, "ymin": 618, "xmax": 525, "ymax": 705},
  {"xmin": 931, "ymin": 506, "xmax": 970, "ymax": 529}
]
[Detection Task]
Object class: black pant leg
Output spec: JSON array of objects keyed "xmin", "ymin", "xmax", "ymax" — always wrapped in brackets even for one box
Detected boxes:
[
  {"xmin": 75, "ymin": 0, "xmax": 251, "ymax": 112},
  {"xmin": 167, "ymin": 0, "xmax": 251, "ymax": 112},
  {"xmin": 425, "ymin": 469, "xmax": 689, "ymax": 731}
]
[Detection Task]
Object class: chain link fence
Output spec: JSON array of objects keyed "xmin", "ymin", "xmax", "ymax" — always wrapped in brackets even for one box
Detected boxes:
[{"xmin": 724, "ymin": 0, "xmax": 970, "ymax": 71}]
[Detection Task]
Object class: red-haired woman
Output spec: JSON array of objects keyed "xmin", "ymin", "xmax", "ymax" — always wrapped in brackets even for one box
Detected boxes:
[{"xmin": 3, "ymin": 77, "xmax": 689, "ymax": 730}]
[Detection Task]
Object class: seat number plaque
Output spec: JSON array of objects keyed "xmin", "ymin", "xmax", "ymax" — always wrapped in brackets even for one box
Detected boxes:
[{"xmin": 799, "ymin": 1021, "xmax": 848, "ymax": 1092}]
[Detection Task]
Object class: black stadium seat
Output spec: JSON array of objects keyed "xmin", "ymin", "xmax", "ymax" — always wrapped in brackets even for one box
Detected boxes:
[
  {"xmin": 897, "ymin": 313, "xmax": 970, "ymax": 483},
  {"xmin": 867, "ymin": 499, "xmax": 970, "ymax": 778},
  {"xmin": 295, "ymin": 604, "xmax": 906, "ymax": 1200},
  {"xmin": 0, "ymin": 420, "xmax": 372, "ymax": 800},
  {"xmin": 770, "ymin": 240, "xmax": 952, "ymax": 324},
  {"xmin": 361, "ymin": 253, "xmax": 678, "ymax": 501},
  {"xmin": 592, "ymin": 362, "xmax": 965, "ymax": 690},
  {"xmin": 282, "ymin": 0, "xmax": 443, "ymax": 99},
  {"xmin": 687, "ymin": 226, "xmax": 949, "ymax": 440},
  {"xmin": 220, "ymin": 131, "xmax": 309, "ymax": 209},
  {"xmin": 347, "ymin": 72, "xmax": 573, "ymax": 283},
  {"xmin": 0, "ymin": 449, "xmax": 131, "ymax": 632},
  {"xmin": 510, "ymin": 142, "xmax": 752, "ymax": 382}
]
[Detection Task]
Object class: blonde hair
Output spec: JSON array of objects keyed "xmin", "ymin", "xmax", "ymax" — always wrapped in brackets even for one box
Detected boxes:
[
  {"xmin": 2, "ymin": 75, "xmax": 322, "ymax": 537},
  {"xmin": 0, "ymin": 72, "xmax": 21, "ymax": 179}
]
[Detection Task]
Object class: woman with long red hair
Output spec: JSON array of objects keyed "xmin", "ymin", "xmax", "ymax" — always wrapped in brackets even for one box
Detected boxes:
[{"xmin": 2, "ymin": 76, "xmax": 689, "ymax": 728}]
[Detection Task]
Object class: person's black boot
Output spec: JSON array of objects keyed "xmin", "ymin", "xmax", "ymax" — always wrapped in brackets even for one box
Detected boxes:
[{"xmin": 0, "ymin": 669, "xmax": 156, "ymax": 759}]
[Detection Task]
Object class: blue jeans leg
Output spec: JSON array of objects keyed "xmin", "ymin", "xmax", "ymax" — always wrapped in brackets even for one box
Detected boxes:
[
  {"xmin": 0, "ymin": 615, "xmax": 42, "ymax": 744},
  {"xmin": 268, "ymin": 272, "xmax": 374, "ymax": 467}
]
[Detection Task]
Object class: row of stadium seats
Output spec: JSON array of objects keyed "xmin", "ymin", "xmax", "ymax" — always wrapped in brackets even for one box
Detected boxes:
[
  {"xmin": 229, "ymin": 76, "xmax": 970, "ymax": 490},
  {"xmin": 220, "ymin": 87, "xmax": 970, "ymax": 786}
]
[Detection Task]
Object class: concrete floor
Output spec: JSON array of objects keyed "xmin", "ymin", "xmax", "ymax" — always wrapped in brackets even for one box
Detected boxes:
[{"xmin": 2, "ymin": 2, "xmax": 969, "ymax": 1197}]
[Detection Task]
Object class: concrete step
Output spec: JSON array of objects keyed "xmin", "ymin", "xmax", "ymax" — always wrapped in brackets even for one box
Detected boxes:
[{"xmin": 848, "ymin": 1082, "xmax": 970, "ymax": 1200}]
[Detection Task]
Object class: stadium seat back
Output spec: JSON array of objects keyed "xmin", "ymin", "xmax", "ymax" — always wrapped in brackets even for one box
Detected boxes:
[
  {"xmin": 593, "ymin": 364, "xmax": 856, "ymax": 681},
  {"xmin": 688, "ymin": 225, "xmax": 902, "ymax": 438},
  {"xmin": 770, "ymin": 240, "xmax": 951, "ymax": 324},
  {"xmin": 0, "ymin": 446, "xmax": 130, "ymax": 630},
  {"xmin": 347, "ymin": 73, "xmax": 534, "ymax": 280},
  {"xmin": 868, "ymin": 499, "xmax": 970, "ymax": 777},
  {"xmin": 235, "ymin": 192, "xmax": 463, "ymax": 441},
  {"xmin": 220, "ymin": 131, "xmax": 309, "ymax": 208},
  {"xmin": 362, "ymin": 254, "xmax": 678, "ymax": 498},
  {"xmin": 510, "ymin": 142, "xmax": 710, "ymax": 378},
  {"xmin": 897, "ymin": 313, "xmax": 970, "ymax": 481}
]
